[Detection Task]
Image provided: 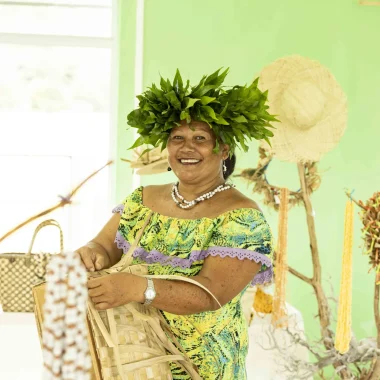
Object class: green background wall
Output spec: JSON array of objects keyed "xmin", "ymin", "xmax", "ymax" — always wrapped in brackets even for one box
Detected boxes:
[{"xmin": 116, "ymin": 0, "xmax": 380, "ymax": 374}]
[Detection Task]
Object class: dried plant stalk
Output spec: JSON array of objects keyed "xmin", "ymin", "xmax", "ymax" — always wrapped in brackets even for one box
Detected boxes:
[
  {"xmin": 334, "ymin": 200, "xmax": 354, "ymax": 354},
  {"xmin": 272, "ymin": 188, "xmax": 289, "ymax": 328}
]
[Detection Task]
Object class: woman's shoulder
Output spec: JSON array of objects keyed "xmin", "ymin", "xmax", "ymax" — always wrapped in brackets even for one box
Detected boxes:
[
  {"xmin": 220, "ymin": 188, "xmax": 263, "ymax": 215},
  {"xmin": 142, "ymin": 184, "xmax": 171, "ymax": 195},
  {"xmin": 141, "ymin": 184, "xmax": 171, "ymax": 204}
]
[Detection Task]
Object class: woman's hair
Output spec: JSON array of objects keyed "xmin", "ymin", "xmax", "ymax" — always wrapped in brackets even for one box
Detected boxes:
[{"xmin": 223, "ymin": 154, "xmax": 236, "ymax": 180}]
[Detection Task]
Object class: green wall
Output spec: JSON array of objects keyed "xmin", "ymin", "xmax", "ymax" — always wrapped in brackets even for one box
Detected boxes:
[{"xmin": 116, "ymin": 0, "xmax": 380, "ymax": 373}]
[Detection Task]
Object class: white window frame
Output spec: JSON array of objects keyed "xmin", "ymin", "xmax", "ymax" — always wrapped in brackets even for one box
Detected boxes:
[{"xmin": 0, "ymin": 0, "xmax": 120, "ymax": 251}]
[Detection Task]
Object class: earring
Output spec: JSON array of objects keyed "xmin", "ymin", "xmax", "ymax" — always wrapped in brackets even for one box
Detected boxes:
[
  {"xmin": 167, "ymin": 167, "xmax": 172, "ymax": 172},
  {"xmin": 223, "ymin": 161, "xmax": 227, "ymax": 173}
]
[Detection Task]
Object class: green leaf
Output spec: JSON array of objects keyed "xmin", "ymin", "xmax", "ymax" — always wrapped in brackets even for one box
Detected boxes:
[
  {"xmin": 180, "ymin": 110, "xmax": 189, "ymax": 120},
  {"xmin": 191, "ymin": 75, "xmax": 207, "ymax": 95},
  {"xmin": 161, "ymin": 135, "xmax": 169, "ymax": 150},
  {"xmin": 213, "ymin": 139, "xmax": 220, "ymax": 154},
  {"xmin": 201, "ymin": 105, "xmax": 218, "ymax": 120},
  {"xmin": 205, "ymin": 68, "xmax": 229, "ymax": 87},
  {"xmin": 264, "ymin": 136, "xmax": 272, "ymax": 147},
  {"xmin": 144, "ymin": 111, "xmax": 157, "ymax": 124},
  {"xmin": 136, "ymin": 147, "xmax": 153, "ymax": 159},
  {"xmin": 242, "ymin": 111, "xmax": 258, "ymax": 121},
  {"xmin": 173, "ymin": 69, "xmax": 184, "ymax": 93},
  {"xmin": 164, "ymin": 90, "xmax": 181, "ymax": 110},
  {"xmin": 259, "ymin": 113, "xmax": 280, "ymax": 122},
  {"xmin": 198, "ymin": 113, "xmax": 212, "ymax": 128},
  {"xmin": 232, "ymin": 127, "xmax": 249, "ymax": 151},
  {"xmin": 231, "ymin": 115, "xmax": 248, "ymax": 123},
  {"xmin": 193, "ymin": 84, "xmax": 217, "ymax": 98},
  {"xmin": 128, "ymin": 135, "xmax": 145, "ymax": 150},
  {"xmin": 220, "ymin": 101, "xmax": 229, "ymax": 116},
  {"xmin": 200, "ymin": 96, "xmax": 216, "ymax": 105},
  {"xmin": 150, "ymin": 84, "xmax": 166, "ymax": 102},
  {"xmin": 215, "ymin": 115, "xmax": 229, "ymax": 125},
  {"xmin": 160, "ymin": 76, "xmax": 171, "ymax": 92},
  {"xmin": 184, "ymin": 80, "xmax": 190, "ymax": 95},
  {"xmin": 185, "ymin": 97, "xmax": 200, "ymax": 109}
]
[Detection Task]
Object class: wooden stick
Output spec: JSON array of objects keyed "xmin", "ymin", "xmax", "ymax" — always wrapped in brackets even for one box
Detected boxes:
[
  {"xmin": 288, "ymin": 265, "xmax": 313, "ymax": 285},
  {"xmin": 344, "ymin": 191, "xmax": 367, "ymax": 211},
  {"xmin": 297, "ymin": 163, "xmax": 353, "ymax": 379},
  {"xmin": 0, "ymin": 160, "xmax": 113, "ymax": 243},
  {"xmin": 368, "ymin": 281, "xmax": 380, "ymax": 380},
  {"xmin": 375, "ymin": 282, "xmax": 380, "ymax": 347},
  {"xmin": 264, "ymin": 183, "xmax": 301, "ymax": 197}
]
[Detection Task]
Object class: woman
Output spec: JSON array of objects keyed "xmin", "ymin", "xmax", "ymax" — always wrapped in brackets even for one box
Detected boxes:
[{"xmin": 76, "ymin": 69, "xmax": 276, "ymax": 379}]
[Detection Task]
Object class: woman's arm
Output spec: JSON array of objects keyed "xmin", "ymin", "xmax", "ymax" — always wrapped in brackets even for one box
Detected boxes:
[
  {"xmin": 142, "ymin": 255, "xmax": 261, "ymax": 314},
  {"xmin": 88, "ymin": 255, "xmax": 261, "ymax": 314}
]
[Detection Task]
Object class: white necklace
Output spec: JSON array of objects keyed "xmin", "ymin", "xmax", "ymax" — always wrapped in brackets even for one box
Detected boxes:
[{"xmin": 171, "ymin": 182, "xmax": 235, "ymax": 209}]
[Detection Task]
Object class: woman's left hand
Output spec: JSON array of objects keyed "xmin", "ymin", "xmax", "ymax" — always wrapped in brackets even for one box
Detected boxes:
[{"xmin": 87, "ymin": 273, "xmax": 144, "ymax": 310}]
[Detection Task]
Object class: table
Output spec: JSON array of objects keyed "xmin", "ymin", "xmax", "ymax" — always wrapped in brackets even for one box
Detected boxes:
[{"xmin": 0, "ymin": 312, "xmax": 43, "ymax": 380}]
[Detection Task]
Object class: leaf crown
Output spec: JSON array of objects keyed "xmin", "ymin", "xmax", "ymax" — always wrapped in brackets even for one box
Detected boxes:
[{"xmin": 127, "ymin": 68, "xmax": 278, "ymax": 154}]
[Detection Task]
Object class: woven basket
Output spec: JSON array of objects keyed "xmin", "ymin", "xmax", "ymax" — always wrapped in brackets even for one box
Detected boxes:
[
  {"xmin": 0, "ymin": 219, "xmax": 63, "ymax": 312},
  {"xmin": 87, "ymin": 212, "xmax": 220, "ymax": 380}
]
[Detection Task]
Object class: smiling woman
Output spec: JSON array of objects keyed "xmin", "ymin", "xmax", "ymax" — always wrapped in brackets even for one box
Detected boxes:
[{"xmin": 75, "ymin": 69, "xmax": 277, "ymax": 380}]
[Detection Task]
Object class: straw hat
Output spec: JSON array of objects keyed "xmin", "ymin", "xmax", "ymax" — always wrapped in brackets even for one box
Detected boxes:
[
  {"xmin": 125, "ymin": 146, "xmax": 169, "ymax": 175},
  {"xmin": 259, "ymin": 55, "xmax": 348, "ymax": 163}
]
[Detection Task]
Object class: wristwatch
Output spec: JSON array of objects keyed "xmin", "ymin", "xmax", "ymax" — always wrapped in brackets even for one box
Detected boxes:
[{"xmin": 143, "ymin": 278, "xmax": 156, "ymax": 305}]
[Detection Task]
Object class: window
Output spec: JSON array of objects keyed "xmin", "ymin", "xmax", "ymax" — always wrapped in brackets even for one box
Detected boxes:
[
  {"xmin": 0, "ymin": 0, "xmax": 112, "ymax": 37},
  {"xmin": 0, "ymin": 0, "xmax": 116, "ymax": 254}
]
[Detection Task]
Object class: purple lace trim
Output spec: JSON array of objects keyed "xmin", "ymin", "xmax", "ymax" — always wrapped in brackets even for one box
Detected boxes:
[
  {"xmin": 112, "ymin": 204, "xmax": 124, "ymax": 215},
  {"xmin": 114, "ymin": 231, "xmax": 273, "ymax": 286}
]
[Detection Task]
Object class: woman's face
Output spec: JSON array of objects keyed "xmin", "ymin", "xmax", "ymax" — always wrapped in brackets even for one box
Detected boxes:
[{"xmin": 167, "ymin": 120, "xmax": 229, "ymax": 185}]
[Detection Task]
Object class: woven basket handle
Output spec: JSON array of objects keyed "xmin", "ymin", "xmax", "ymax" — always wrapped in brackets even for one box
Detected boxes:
[
  {"xmin": 145, "ymin": 274, "xmax": 221, "ymax": 308},
  {"xmin": 116, "ymin": 211, "xmax": 154, "ymax": 268},
  {"xmin": 27, "ymin": 219, "xmax": 64, "ymax": 256}
]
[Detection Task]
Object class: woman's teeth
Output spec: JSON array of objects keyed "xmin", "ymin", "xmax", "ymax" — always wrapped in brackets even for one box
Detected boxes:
[{"xmin": 180, "ymin": 159, "xmax": 200, "ymax": 164}]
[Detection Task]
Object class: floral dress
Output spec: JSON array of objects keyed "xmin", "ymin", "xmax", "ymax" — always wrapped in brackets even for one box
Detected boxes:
[{"xmin": 112, "ymin": 187, "xmax": 274, "ymax": 380}]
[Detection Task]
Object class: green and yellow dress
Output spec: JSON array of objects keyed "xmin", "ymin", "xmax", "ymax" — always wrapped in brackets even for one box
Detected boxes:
[{"xmin": 113, "ymin": 187, "xmax": 274, "ymax": 380}]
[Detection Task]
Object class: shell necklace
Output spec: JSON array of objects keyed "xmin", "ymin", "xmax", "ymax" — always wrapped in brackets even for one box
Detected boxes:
[{"xmin": 171, "ymin": 181, "xmax": 235, "ymax": 209}]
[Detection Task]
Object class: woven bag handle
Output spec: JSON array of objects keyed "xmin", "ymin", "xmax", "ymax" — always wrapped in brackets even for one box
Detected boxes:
[
  {"xmin": 28, "ymin": 219, "xmax": 64, "ymax": 256},
  {"xmin": 116, "ymin": 211, "xmax": 154, "ymax": 268},
  {"xmin": 145, "ymin": 274, "xmax": 221, "ymax": 308}
]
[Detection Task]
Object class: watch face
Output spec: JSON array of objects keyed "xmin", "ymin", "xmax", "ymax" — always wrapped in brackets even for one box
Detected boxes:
[{"xmin": 145, "ymin": 289, "xmax": 156, "ymax": 299}]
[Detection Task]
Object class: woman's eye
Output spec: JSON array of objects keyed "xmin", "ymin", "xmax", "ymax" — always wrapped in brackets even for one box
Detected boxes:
[
  {"xmin": 195, "ymin": 136, "xmax": 206, "ymax": 140},
  {"xmin": 172, "ymin": 135, "xmax": 183, "ymax": 140}
]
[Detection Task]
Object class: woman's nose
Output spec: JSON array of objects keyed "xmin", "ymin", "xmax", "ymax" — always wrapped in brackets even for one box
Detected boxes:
[{"xmin": 180, "ymin": 138, "xmax": 195, "ymax": 152}]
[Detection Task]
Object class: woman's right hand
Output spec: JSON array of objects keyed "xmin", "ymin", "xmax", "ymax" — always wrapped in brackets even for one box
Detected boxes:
[{"xmin": 75, "ymin": 241, "xmax": 112, "ymax": 272}]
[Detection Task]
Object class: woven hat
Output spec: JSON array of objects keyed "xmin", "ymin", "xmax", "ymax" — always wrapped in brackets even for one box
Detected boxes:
[
  {"xmin": 259, "ymin": 55, "xmax": 348, "ymax": 163},
  {"xmin": 123, "ymin": 146, "xmax": 169, "ymax": 175}
]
